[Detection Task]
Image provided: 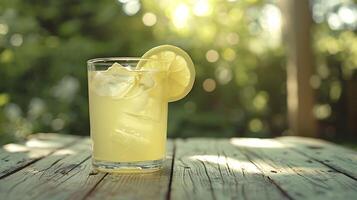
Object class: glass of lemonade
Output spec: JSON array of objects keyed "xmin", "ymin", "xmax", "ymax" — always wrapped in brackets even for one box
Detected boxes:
[
  {"xmin": 88, "ymin": 58, "xmax": 168, "ymax": 172},
  {"xmin": 87, "ymin": 45, "xmax": 195, "ymax": 173}
]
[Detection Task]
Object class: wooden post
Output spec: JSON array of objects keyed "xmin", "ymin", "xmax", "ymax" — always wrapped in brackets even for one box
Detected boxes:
[
  {"xmin": 279, "ymin": 0, "xmax": 317, "ymax": 137},
  {"xmin": 347, "ymin": 79, "xmax": 357, "ymax": 139}
]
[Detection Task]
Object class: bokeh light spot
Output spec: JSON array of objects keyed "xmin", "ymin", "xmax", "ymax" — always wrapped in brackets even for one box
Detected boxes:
[
  {"xmin": 0, "ymin": 93, "xmax": 9, "ymax": 106},
  {"xmin": 310, "ymin": 75, "xmax": 321, "ymax": 89},
  {"xmin": 28, "ymin": 98, "xmax": 45, "ymax": 119},
  {"xmin": 260, "ymin": 4, "xmax": 282, "ymax": 34},
  {"xmin": 184, "ymin": 101, "xmax": 197, "ymax": 113},
  {"xmin": 51, "ymin": 118, "xmax": 65, "ymax": 131},
  {"xmin": 253, "ymin": 91, "xmax": 269, "ymax": 111},
  {"xmin": 222, "ymin": 48, "xmax": 236, "ymax": 61},
  {"xmin": 0, "ymin": 23, "xmax": 9, "ymax": 35},
  {"xmin": 199, "ymin": 25, "xmax": 216, "ymax": 42},
  {"xmin": 4, "ymin": 103, "xmax": 22, "ymax": 121},
  {"xmin": 338, "ymin": 6, "xmax": 356, "ymax": 25},
  {"xmin": 118, "ymin": 0, "xmax": 130, "ymax": 3},
  {"xmin": 226, "ymin": 32, "xmax": 239, "ymax": 45},
  {"xmin": 0, "ymin": 49, "xmax": 14, "ymax": 63},
  {"xmin": 249, "ymin": 118, "xmax": 263, "ymax": 132},
  {"xmin": 142, "ymin": 12, "xmax": 157, "ymax": 26},
  {"xmin": 10, "ymin": 34, "xmax": 23, "ymax": 47},
  {"xmin": 317, "ymin": 64, "xmax": 330, "ymax": 79},
  {"xmin": 314, "ymin": 104, "xmax": 331, "ymax": 119},
  {"xmin": 328, "ymin": 13, "xmax": 343, "ymax": 30},
  {"xmin": 123, "ymin": 0, "xmax": 141, "ymax": 16},
  {"xmin": 330, "ymin": 81, "xmax": 342, "ymax": 102},
  {"xmin": 202, "ymin": 78, "xmax": 217, "ymax": 92},
  {"xmin": 215, "ymin": 66, "xmax": 232, "ymax": 85},
  {"xmin": 206, "ymin": 49, "xmax": 219, "ymax": 63}
]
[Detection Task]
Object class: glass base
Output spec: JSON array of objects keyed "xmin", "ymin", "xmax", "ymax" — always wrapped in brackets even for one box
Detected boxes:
[{"xmin": 92, "ymin": 158, "xmax": 164, "ymax": 173}]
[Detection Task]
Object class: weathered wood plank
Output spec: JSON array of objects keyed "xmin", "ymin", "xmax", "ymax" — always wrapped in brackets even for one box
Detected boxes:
[
  {"xmin": 277, "ymin": 136, "xmax": 357, "ymax": 179},
  {"xmin": 0, "ymin": 133, "xmax": 79, "ymax": 178},
  {"xmin": 170, "ymin": 138, "xmax": 288, "ymax": 200},
  {"xmin": 0, "ymin": 138, "xmax": 106, "ymax": 200},
  {"xmin": 85, "ymin": 140, "xmax": 174, "ymax": 200},
  {"xmin": 231, "ymin": 138, "xmax": 357, "ymax": 200}
]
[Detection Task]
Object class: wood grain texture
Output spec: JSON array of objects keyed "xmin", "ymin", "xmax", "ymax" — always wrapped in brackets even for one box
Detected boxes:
[
  {"xmin": 0, "ymin": 138, "xmax": 105, "ymax": 200},
  {"xmin": 231, "ymin": 138, "xmax": 357, "ymax": 200},
  {"xmin": 1, "ymin": 134, "xmax": 357, "ymax": 200},
  {"xmin": 85, "ymin": 140, "xmax": 174, "ymax": 200},
  {"xmin": 170, "ymin": 138, "xmax": 288, "ymax": 200},
  {"xmin": 277, "ymin": 136, "xmax": 357, "ymax": 180},
  {"xmin": 0, "ymin": 133, "xmax": 78, "ymax": 178}
]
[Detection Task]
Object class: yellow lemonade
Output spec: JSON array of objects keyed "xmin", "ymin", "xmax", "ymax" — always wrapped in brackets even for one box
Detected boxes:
[
  {"xmin": 88, "ymin": 45, "xmax": 195, "ymax": 173},
  {"xmin": 88, "ymin": 63, "xmax": 168, "ymax": 163}
]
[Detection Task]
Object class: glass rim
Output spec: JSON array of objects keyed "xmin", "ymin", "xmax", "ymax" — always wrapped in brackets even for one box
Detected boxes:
[{"xmin": 87, "ymin": 57, "xmax": 167, "ymax": 64}]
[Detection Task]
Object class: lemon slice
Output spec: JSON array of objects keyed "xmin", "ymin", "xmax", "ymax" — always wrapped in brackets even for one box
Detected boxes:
[{"xmin": 137, "ymin": 45, "xmax": 195, "ymax": 102}]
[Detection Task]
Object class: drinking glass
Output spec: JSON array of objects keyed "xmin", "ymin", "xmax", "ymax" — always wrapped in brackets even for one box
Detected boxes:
[{"xmin": 87, "ymin": 57, "xmax": 168, "ymax": 173}]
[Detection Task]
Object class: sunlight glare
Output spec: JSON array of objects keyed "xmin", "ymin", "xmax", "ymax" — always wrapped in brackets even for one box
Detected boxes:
[
  {"xmin": 261, "ymin": 4, "xmax": 281, "ymax": 32},
  {"xmin": 26, "ymin": 139, "xmax": 61, "ymax": 148},
  {"xmin": 189, "ymin": 155, "xmax": 261, "ymax": 173},
  {"xmin": 260, "ymin": 4, "xmax": 282, "ymax": 47},
  {"xmin": 54, "ymin": 149, "xmax": 76, "ymax": 155},
  {"xmin": 123, "ymin": 0, "xmax": 141, "ymax": 16},
  {"xmin": 230, "ymin": 138, "xmax": 285, "ymax": 148},
  {"xmin": 3, "ymin": 144, "xmax": 29, "ymax": 152},
  {"xmin": 193, "ymin": 0, "xmax": 211, "ymax": 16},
  {"xmin": 172, "ymin": 4, "xmax": 190, "ymax": 29},
  {"xmin": 328, "ymin": 13, "xmax": 343, "ymax": 30},
  {"xmin": 338, "ymin": 6, "xmax": 357, "ymax": 25}
]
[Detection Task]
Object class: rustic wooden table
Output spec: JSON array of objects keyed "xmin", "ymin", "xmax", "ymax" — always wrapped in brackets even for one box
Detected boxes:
[{"xmin": 0, "ymin": 133, "xmax": 356, "ymax": 200}]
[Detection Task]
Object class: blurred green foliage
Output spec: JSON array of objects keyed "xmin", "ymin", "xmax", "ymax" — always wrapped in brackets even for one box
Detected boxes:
[{"xmin": 0, "ymin": 0, "xmax": 356, "ymax": 144}]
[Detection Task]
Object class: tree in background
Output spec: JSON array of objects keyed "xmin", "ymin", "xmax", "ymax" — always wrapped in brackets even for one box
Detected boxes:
[{"xmin": 0, "ymin": 0, "xmax": 356, "ymax": 143}]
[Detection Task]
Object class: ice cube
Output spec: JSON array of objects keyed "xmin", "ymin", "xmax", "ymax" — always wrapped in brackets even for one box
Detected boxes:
[
  {"xmin": 111, "ymin": 113, "xmax": 152, "ymax": 145},
  {"xmin": 91, "ymin": 63, "xmax": 139, "ymax": 98},
  {"xmin": 139, "ymin": 72, "xmax": 155, "ymax": 89},
  {"xmin": 123, "ymin": 96, "xmax": 163, "ymax": 122},
  {"xmin": 108, "ymin": 111, "xmax": 162, "ymax": 160},
  {"xmin": 120, "ymin": 72, "xmax": 155, "ymax": 99},
  {"xmin": 112, "ymin": 127, "xmax": 149, "ymax": 145}
]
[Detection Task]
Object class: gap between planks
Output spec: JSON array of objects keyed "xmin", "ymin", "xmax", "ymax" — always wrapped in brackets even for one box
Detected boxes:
[
  {"xmin": 169, "ymin": 138, "xmax": 289, "ymax": 200},
  {"xmin": 0, "ymin": 138, "xmax": 106, "ymax": 200},
  {"xmin": 83, "ymin": 140, "xmax": 175, "ymax": 200},
  {"xmin": 166, "ymin": 140, "xmax": 176, "ymax": 200},
  {"xmin": 81, "ymin": 140, "xmax": 177, "ymax": 200},
  {"xmin": 0, "ymin": 134, "xmax": 82, "ymax": 179},
  {"xmin": 231, "ymin": 137, "xmax": 357, "ymax": 200},
  {"xmin": 277, "ymin": 136, "xmax": 357, "ymax": 181}
]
